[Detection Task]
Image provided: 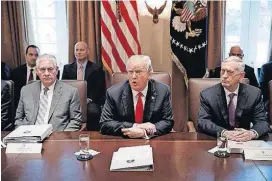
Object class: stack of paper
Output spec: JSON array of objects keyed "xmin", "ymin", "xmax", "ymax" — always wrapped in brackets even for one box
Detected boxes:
[
  {"xmin": 3, "ymin": 124, "xmax": 53, "ymax": 143},
  {"xmin": 110, "ymin": 145, "xmax": 154, "ymax": 171},
  {"xmin": 228, "ymin": 140, "xmax": 272, "ymax": 153}
]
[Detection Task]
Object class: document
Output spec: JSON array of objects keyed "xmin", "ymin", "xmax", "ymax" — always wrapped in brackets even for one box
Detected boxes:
[
  {"xmin": 6, "ymin": 143, "xmax": 42, "ymax": 153},
  {"xmin": 110, "ymin": 145, "xmax": 153, "ymax": 171},
  {"xmin": 229, "ymin": 140, "xmax": 272, "ymax": 153},
  {"xmin": 3, "ymin": 124, "xmax": 53, "ymax": 143},
  {"xmin": 244, "ymin": 148, "xmax": 272, "ymax": 160}
]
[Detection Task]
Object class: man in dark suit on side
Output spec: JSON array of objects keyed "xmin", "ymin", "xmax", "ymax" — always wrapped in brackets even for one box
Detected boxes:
[
  {"xmin": 62, "ymin": 42, "xmax": 105, "ymax": 131},
  {"xmin": 100, "ymin": 55, "xmax": 174, "ymax": 138},
  {"xmin": 209, "ymin": 45, "xmax": 259, "ymax": 87},
  {"xmin": 259, "ymin": 61, "xmax": 272, "ymax": 104},
  {"xmin": 1, "ymin": 80, "xmax": 12, "ymax": 130},
  {"xmin": 198, "ymin": 56, "xmax": 270, "ymax": 141},
  {"xmin": 11, "ymin": 45, "xmax": 40, "ymax": 111}
]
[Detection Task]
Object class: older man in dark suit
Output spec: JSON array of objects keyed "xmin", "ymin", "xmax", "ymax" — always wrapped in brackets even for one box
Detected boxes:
[
  {"xmin": 62, "ymin": 42, "xmax": 105, "ymax": 131},
  {"xmin": 15, "ymin": 54, "xmax": 82, "ymax": 131},
  {"xmin": 100, "ymin": 55, "xmax": 174, "ymax": 138},
  {"xmin": 259, "ymin": 61, "xmax": 272, "ymax": 103},
  {"xmin": 209, "ymin": 45, "xmax": 259, "ymax": 87},
  {"xmin": 198, "ymin": 56, "xmax": 270, "ymax": 141}
]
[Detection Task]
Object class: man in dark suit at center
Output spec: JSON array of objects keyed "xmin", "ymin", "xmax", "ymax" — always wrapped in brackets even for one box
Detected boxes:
[
  {"xmin": 100, "ymin": 55, "xmax": 174, "ymax": 138},
  {"xmin": 198, "ymin": 56, "xmax": 270, "ymax": 141},
  {"xmin": 62, "ymin": 42, "xmax": 105, "ymax": 131},
  {"xmin": 209, "ymin": 45, "xmax": 259, "ymax": 87}
]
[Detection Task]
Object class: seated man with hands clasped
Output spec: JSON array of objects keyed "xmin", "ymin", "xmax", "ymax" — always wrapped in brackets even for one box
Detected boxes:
[
  {"xmin": 100, "ymin": 55, "xmax": 174, "ymax": 138},
  {"xmin": 198, "ymin": 56, "xmax": 270, "ymax": 141},
  {"xmin": 15, "ymin": 54, "xmax": 82, "ymax": 131}
]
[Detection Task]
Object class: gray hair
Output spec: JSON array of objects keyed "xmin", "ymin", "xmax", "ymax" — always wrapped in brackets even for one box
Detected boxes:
[
  {"xmin": 36, "ymin": 54, "xmax": 57, "ymax": 67},
  {"xmin": 222, "ymin": 56, "xmax": 245, "ymax": 72},
  {"xmin": 126, "ymin": 55, "xmax": 153, "ymax": 72}
]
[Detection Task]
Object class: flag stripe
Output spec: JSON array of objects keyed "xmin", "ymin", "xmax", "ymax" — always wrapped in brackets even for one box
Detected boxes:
[
  {"xmin": 101, "ymin": 1, "xmax": 141, "ymax": 73},
  {"xmin": 101, "ymin": 18, "xmax": 126, "ymax": 72},
  {"xmin": 121, "ymin": 1, "xmax": 141, "ymax": 54}
]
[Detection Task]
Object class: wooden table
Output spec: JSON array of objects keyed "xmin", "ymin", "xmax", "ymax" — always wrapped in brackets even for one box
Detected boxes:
[{"xmin": 1, "ymin": 132, "xmax": 272, "ymax": 181}]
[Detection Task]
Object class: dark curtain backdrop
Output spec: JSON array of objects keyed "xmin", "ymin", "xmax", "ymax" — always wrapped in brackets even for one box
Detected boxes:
[{"xmin": 1, "ymin": 1, "xmax": 28, "ymax": 68}]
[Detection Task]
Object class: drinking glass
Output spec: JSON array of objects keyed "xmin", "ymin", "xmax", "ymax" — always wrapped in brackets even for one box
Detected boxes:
[
  {"xmin": 214, "ymin": 132, "xmax": 230, "ymax": 158},
  {"xmin": 79, "ymin": 134, "xmax": 90, "ymax": 159}
]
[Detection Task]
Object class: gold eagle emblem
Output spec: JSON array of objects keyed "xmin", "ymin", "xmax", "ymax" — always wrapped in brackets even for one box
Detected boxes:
[{"xmin": 145, "ymin": 1, "xmax": 167, "ymax": 24}]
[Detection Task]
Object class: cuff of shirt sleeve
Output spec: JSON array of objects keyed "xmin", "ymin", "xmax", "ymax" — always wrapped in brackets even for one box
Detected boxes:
[{"xmin": 250, "ymin": 129, "xmax": 259, "ymax": 139}]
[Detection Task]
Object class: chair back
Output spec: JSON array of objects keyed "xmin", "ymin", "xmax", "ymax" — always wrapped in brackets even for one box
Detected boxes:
[
  {"xmin": 188, "ymin": 78, "xmax": 249, "ymax": 128},
  {"xmin": 111, "ymin": 72, "xmax": 171, "ymax": 87},
  {"xmin": 61, "ymin": 80, "xmax": 87, "ymax": 124}
]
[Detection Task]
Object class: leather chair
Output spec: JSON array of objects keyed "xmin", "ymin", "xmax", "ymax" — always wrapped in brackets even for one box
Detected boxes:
[
  {"xmin": 268, "ymin": 80, "xmax": 272, "ymax": 125},
  {"xmin": 1, "ymin": 80, "xmax": 14, "ymax": 130},
  {"xmin": 28, "ymin": 80, "xmax": 87, "ymax": 126},
  {"xmin": 61, "ymin": 80, "xmax": 87, "ymax": 125},
  {"xmin": 187, "ymin": 78, "xmax": 249, "ymax": 132},
  {"xmin": 112, "ymin": 72, "xmax": 171, "ymax": 88}
]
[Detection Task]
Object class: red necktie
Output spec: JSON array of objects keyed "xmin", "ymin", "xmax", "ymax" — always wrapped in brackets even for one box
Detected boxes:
[
  {"xmin": 135, "ymin": 92, "xmax": 143, "ymax": 123},
  {"xmin": 28, "ymin": 69, "xmax": 34, "ymax": 82}
]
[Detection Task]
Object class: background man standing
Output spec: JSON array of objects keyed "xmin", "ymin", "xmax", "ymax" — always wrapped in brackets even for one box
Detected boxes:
[{"xmin": 62, "ymin": 41, "xmax": 105, "ymax": 131}]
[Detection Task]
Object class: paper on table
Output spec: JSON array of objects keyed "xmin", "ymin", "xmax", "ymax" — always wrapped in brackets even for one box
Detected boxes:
[
  {"xmin": 208, "ymin": 146, "xmax": 218, "ymax": 154},
  {"xmin": 6, "ymin": 143, "xmax": 42, "ymax": 153},
  {"xmin": 74, "ymin": 149, "xmax": 100, "ymax": 156},
  {"xmin": 244, "ymin": 148, "xmax": 272, "ymax": 160}
]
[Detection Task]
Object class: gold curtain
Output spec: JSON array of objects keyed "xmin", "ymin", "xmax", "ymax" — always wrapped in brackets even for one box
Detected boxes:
[
  {"xmin": 67, "ymin": 1, "xmax": 101, "ymax": 63},
  {"xmin": 207, "ymin": 1, "xmax": 226, "ymax": 70},
  {"xmin": 1, "ymin": 1, "xmax": 28, "ymax": 68}
]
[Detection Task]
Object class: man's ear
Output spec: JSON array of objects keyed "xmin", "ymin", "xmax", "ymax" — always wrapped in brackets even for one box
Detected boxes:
[{"xmin": 239, "ymin": 71, "xmax": 245, "ymax": 81}]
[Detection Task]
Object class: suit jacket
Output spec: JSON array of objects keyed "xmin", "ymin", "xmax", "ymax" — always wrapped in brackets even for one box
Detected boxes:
[
  {"xmin": 14, "ymin": 80, "xmax": 82, "ymax": 131},
  {"xmin": 209, "ymin": 65, "xmax": 259, "ymax": 87},
  {"xmin": 197, "ymin": 83, "xmax": 270, "ymax": 137},
  {"xmin": 62, "ymin": 61, "xmax": 105, "ymax": 105},
  {"xmin": 11, "ymin": 64, "xmax": 60, "ymax": 111},
  {"xmin": 100, "ymin": 79, "xmax": 174, "ymax": 136},
  {"xmin": 1, "ymin": 80, "xmax": 12, "ymax": 131},
  {"xmin": 259, "ymin": 61, "xmax": 272, "ymax": 102}
]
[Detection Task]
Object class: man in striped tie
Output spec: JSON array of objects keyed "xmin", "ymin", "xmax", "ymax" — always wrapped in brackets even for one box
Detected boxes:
[
  {"xmin": 15, "ymin": 54, "xmax": 82, "ymax": 131},
  {"xmin": 100, "ymin": 55, "xmax": 174, "ymax": 138}
]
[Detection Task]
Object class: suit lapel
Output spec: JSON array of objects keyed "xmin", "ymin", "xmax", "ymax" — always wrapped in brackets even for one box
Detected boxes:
[
  {"xmin": 22, "ymin": 64, "xmax": 27, "ymax": 84},
  {"xmin": 32, "ymin": 82, "xmax": 41, "ymax": 124},
  {"xmin": 143, "ymin": 81, "xmax": 156, "ymax": 122},
  {"xmin": 121, "ymin": 82, "xmax": 134, "ymax": 122},
  {"xmin": 48, "ymin": 80, "xmax": 63, "ymax": 122},
  {"xmin": 85, "ymin": 61, "xmax": 94, "ymax": 80},
  {"xmin": 71, "ymin": 62, "xmax": 78, "ymax": 79},
  {"xmin": 235, "ymin": 84, "xmax": 248, "ymax": 122},
  {"xmin": 216, "ymin": 85, "xmax": 229, "ymax": 124}
]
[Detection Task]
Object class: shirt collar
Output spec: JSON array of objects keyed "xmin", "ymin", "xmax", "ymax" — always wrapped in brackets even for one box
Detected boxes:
[
  {"xmin": 27, "ymin": 64, "xmax": 36, "ymax": 72},
  {"xmin": 77, "ymin": 60, "xmax": 88, "ymax": 69},
  {"xmin": 224, "ymin": 83, "xmax": 239, "ymax": 96},
  {"xmin": 131, "ymin": 82, "xmax": 149, "ymax": 98},
  {"xmin": 41, "ymin": 80, "xmax": 57, "ymax": 92}
]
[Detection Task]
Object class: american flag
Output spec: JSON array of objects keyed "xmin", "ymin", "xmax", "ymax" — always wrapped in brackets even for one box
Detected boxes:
[
  {"xmin": 180, "ymin": 2, "xmax": 195, "ymax": 22},
  {"xmin": 101, "ymin": 1, "xmax": 141, "ymax": 74}
]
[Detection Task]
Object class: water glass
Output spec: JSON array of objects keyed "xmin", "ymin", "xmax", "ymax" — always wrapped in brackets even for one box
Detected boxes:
[{"xmin": 79, "ymin": 134, "xmax": 90, "ymax": 158}]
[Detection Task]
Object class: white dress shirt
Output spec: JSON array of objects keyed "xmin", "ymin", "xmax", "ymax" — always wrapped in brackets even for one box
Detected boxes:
[
  {"xmin": 39, "ymin": 81, "xmax": 56, "ymax": 124},
  {"xmin": 77, "ymin": 60, "xmax": 88, "ymax": 80},
  {"xmin": 131, "ymin": 83, "xmax": 149, "ymax": 111},
  {"xmin": 26, "ymin": 65, "xmax": 37, "ymax": 83}
]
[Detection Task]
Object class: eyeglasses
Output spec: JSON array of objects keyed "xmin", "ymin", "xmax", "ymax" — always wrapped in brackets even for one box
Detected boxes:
[{"xmin": 38, "ymin": 67, "xmax": 55, "ymax": 73}]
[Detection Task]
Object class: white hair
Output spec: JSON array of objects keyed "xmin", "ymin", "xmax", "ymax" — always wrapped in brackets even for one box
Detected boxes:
[
  {"xmin": 36, "ymin": 54, "xmax": 57, "ymax": 67},
  {"xmin": 222, "ymin": 56, "xmax": 245, "ymax": 72},
  {"xmin": 126, "ymin": 55, "xmax": 153, "ymax": 72}
]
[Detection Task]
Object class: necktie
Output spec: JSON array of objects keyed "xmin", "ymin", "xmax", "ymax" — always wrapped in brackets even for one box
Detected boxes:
[
  {"xmin": 228, "ymin": 93, "xmax": 236, "ymax": 128},
  {"xmin": 135, "ymin": 92, "xmax": 143, "ymax": 123},
  {"xmin": 36, "ymin": 87, "xmax": 49, "ymax": 125},
  {"xmin": 77, "ymin": 65, "xmax": 84, "ymax": 80},
  {"xmin": 28, "ymin": 69, "xmax": 34, "ymax": 82}
]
